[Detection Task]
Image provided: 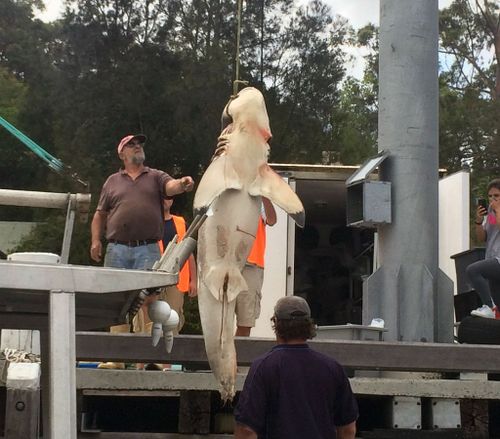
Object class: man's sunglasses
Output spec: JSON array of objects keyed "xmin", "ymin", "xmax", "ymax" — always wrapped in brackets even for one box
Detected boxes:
[{"xmin": 124, "ymin": 141, "xmax": 144, "ymax": 148}]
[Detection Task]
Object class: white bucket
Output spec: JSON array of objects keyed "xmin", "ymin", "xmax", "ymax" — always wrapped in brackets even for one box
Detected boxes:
[{"xmin": 7, "ymin": 252, "xmax": 61, "ymax": 264}]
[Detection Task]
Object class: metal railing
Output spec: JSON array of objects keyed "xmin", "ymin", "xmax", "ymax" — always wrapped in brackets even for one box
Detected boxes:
[{"xmin": 0, "ymin": 189, "xmax": 91, "ymax": 263}]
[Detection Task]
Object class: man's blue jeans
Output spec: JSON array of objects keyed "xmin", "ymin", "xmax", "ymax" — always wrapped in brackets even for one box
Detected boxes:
[
  {"xmin": 104, "ymin": 242, "xmax": 160, "ymax": 270},
  {"xmin": 104, "ymin": 241, "xmax": 161, "ymax": 334}
]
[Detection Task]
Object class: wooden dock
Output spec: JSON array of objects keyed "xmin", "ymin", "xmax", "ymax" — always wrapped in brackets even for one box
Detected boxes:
[
  {"xmin": 3, "ymin": 332, "xmax": 500, "ymax": 438},
  {"xmin": 75, "ymin": 332, "xmax": 500, "ymax": 374}
]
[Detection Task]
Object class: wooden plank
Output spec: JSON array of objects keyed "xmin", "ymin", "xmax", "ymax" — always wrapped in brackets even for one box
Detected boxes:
[
  {"xmin": 350, "ymin": 378, "xmax": 500, "ymax": 400},
  {"xmin": 460, "ymin": 399, "xmax": 489, "ymax": 438},
  {"xmin": 178, "ymin": 391, "xmax": 211, "ymax": 434},
  {"xmin": 75, "ymin": 369, "xmax": 246, "ymax": 392},
  {"xmin": 4, "ymin": 388, "xmax": 39, "ymax": 439},
  {"xmin": 77, "ymin": 434, "xmax": 232, "ymax": 439},
  {"xmin": 76, "ymin": 333, "xmax": 210, "ymax": 365},
  {"xmin": 75, "ymin": 332, "xmax": 500, "ymax": 373},
  {"xmin": 361, "ymin": 429, "xmax": 462, "ymax": 438},
  {"xmin": 82, "ymin": 389, "xmax": 179, "ymax": 397},
  {"xmin": 0, "ymin": 314, "xmax": 112, "ymax": 332},
  {"xmin": 74, "ymin": 369, "xmax": 500, "ymax": 400}
]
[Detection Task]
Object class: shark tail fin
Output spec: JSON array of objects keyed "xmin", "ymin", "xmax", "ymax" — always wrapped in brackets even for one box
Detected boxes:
[{"xmin": 204, "ymin": 264, "xmax": 248, "ymax": 303}]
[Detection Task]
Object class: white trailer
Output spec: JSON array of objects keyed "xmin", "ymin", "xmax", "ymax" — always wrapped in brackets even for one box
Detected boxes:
[{"xmin": 253, "ymin": 165, "xmax": 470, "ymax": 338}]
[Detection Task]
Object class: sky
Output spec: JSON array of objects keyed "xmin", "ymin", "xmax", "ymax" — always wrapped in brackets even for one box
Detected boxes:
[
  {"xmin": 327, "ymin": 0, "xmax": 454, "ymax": 28},
  {"xmin": 35, "ymin": 0, "xmax": 455, "ymax": 78},
  {"xmin": 37, "ymin": 0, "xmax": 455, "ymax": 28}
]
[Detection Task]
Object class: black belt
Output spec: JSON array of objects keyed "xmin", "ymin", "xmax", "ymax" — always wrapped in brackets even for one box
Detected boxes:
[{"xmin": 108, "ymin": 239, "xmax": 157, "ymax": 247}]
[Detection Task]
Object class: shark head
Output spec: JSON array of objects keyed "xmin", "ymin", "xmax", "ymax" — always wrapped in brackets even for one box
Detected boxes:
[{"xmin": 222, "ymin": 87, "xmax": 271, "ymax": 141}]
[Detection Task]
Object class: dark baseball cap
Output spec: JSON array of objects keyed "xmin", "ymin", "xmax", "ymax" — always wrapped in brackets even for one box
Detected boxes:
[{"xmin": 274, "ymin": 296, "xmax": 311, "ymax": 320}]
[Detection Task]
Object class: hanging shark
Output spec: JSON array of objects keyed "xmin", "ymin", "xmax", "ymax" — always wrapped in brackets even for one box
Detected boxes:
[{"xmin": 194, "ymin": 86, "xmax": 305, "ymax": 401}]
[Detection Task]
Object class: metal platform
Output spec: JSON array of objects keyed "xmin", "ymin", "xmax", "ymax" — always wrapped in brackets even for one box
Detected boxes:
[
  {"xmin": 0, "ymin": 260, "xmax": 176, "ymax": 330},
  {"xmin": 0, "ymin": 259, "xmax": 177, "ymax": 439}
]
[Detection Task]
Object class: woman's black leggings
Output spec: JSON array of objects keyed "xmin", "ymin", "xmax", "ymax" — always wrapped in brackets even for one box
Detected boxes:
[{"xmin": 466, "ymin": 258, "xmax": 500, "ymax": 308}]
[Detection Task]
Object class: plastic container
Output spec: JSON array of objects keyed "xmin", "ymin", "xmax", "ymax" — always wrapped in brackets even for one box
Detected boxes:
[
  {"xmin": 450, "ymin": 247, "xmax": 486, "ymax": 321},
  {"xmin": 7, "ymin": 252, "xmax": 61, "ymax": 264},
  {"xmin": 450, "ymin": 247, "xmax": 485, "ymax": 294},
  {"xmin": 76, "ymin": 362, "xmax": 100, "ymax": 369},
  {"xmin": 316, "ymin": 324, "xmax": 386, "ymax": 341}
]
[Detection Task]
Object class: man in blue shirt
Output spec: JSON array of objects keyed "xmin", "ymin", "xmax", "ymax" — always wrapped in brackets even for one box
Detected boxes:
[{"xmin": 234, "ymin": 296, "xmax": 358, "ymax": 439}]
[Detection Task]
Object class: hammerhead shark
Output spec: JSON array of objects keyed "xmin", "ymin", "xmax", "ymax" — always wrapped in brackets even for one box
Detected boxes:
[{"xmin": 194, "ymin": 87, "xmax": 305, "ymax": 401}]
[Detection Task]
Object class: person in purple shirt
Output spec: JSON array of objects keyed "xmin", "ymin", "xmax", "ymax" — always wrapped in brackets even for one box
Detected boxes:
[{"xmin": 234, "ymin": 296, "xmax": 358, "ymax": 439}]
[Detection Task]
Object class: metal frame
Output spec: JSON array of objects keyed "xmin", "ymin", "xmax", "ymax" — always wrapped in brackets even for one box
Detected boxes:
[
  {"xmin": 0, "ymin": 189, "xmax": 179, "ymax": 438},
  {"xmin": 0, "ymin": 189, "xmax": 91, "ymax": 263},
  {"xmin": 0, "ymin": 261, "xmax": 177, "ymax": 438}
]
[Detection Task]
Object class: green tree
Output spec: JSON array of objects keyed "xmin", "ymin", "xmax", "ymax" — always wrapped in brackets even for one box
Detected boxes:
[
  {"xmin": 439, "ymin": 0, "xmax": 500, "ymax": 181},
  {"xmin": 263, "ymin": 1, "xmax": 351, "ymax": 163},
  {"xmin": 330, "ymin": 23, "xmax": 378, "ymax": 165},
  {"xmin": 2, "ymin": 0, "xmax": 356, "ymax": 263},
  {"xmin": 332, "ymin": 77, "xmax": 377, "ymax": 165},
  {"xmin": 0, "ymin": 67, "xmax": 31, "ymax": 191}
]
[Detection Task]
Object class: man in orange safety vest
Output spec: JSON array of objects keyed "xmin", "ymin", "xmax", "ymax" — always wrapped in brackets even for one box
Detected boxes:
[
  {"xmin": 158, "ymin": 198, "xmax": 198, "ymax": 333},
  {"xmin": 235, "ymin": 197, "xmax": 276, "ymax": 337}
]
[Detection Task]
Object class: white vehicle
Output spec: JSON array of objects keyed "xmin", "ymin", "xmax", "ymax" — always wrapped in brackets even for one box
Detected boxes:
[{"xmin": 253, "ymin": 164, "xmax": 470, "ymax": 338}]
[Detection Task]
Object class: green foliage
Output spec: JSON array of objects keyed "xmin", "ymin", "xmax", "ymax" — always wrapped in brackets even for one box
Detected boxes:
[
  {"xmin": 0, "ymin": 67, "xmax": 26, "ymax": 120},
  {"xmin": 0, "ymin": 67, "xmax": 35, "ymax": 195},
  {"xmin": 439, "ymin": 0, "xmax": 500, "ymax": 185},
  {"xmin": 356, "ymin": 23, "xmax": 378, "ymax": 92},
  {"xmin": 3, "ymin": 0, "xmax": 499, "ymax": 336},
  {"xmin": 2, "ymin": 0, "xmax": 497, "ymax": 257},
  {"xmin": 328, "ymin": 23, "xmax": 378, "ymax": 165},
  {"xmin": 331, "ymin": 77, "xmax": 377, "ymax": 165},
  {"xmin": 181, "ymin": 296, "xmax": 201, "ymax": 335},
  {"xmin": 440, "ymin": 0, "xmax": 499, "ymax": 99},
  {"xmin": 10, "ymin": 211, "xmax": 92, "ymax": 264},
  {"xmin": 0, "ymin": 0, "xmax": 358, "ymax": 261},
  {"xmin": 265, "ymin": 2, "xmax": 350, "ymax": 163}
]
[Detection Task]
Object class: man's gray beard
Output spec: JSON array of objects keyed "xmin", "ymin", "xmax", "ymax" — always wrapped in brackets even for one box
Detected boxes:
[{"xmin": 131, "ymin": 152, "xmax": 145, "ymax": 165}]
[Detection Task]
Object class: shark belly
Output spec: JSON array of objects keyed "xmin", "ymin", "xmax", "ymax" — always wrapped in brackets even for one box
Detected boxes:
[{"xmin": 197, "ymin": 189, "xmax": 261, "ymax": 401}]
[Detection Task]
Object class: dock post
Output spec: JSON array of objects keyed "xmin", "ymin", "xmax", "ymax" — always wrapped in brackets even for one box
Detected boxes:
[
  {"xmin": 178, "ymin": 390, "xmax": 211, "ymax": 434},
  {"xmin": 48, "ymin": 290, "xmax": 77, "ymax": 439},
  {"xmin": 4, "ymin": 363, "xmax": 40, "ymax": 439}
]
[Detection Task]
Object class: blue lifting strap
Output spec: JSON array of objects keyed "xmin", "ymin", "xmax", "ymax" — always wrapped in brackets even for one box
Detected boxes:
[{"xmin": 0, "ymin": 115, "xmax": 87, "ymax": 187}]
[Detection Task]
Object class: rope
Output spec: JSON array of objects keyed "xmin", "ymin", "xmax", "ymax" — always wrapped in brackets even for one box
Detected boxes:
[
  {"xmin": 2, "ymin": 348, "xmax": 40, "ymax": 363},
  {"xmin": 0, "ymin": 115, "xmax": 88, "ymax": 188},
  {"xmin": 233, "ymin": 0, "xmax": 248, "ymax": 96}
]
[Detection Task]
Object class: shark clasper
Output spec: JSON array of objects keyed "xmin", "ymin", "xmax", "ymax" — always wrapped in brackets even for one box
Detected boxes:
[{"xmin": 194, "ymin": 87, "xmax": 305, "ymax": 401}]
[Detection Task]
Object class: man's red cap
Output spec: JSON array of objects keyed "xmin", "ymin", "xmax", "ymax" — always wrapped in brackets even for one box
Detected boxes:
[{"xmin": 117, "ymin": 134, "xmax": 147, "ymax": 154}]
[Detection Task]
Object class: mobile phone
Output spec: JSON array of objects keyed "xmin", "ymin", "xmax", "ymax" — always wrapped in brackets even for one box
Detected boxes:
[{"xmin": 477, "ymin": 198, "xmax": 488, "ymax": 210}]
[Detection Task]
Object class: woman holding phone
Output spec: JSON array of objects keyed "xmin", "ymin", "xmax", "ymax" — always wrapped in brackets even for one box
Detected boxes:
[{"xmin": 467, "ymin": 179, "xmax": 500, "ymax": 318}]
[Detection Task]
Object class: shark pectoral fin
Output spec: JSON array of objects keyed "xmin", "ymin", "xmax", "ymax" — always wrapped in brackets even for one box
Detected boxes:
[
  {"xmin": 249, "ymin": 164, "xmax": 306, "ymax": 227},
  {"xmin": 204, "ymin": 265, "xmax": 248, "ymax": 303},
  {"xmin": 193, "ymin": 155, "xmax": 243, "ymax": 213}
]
